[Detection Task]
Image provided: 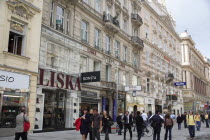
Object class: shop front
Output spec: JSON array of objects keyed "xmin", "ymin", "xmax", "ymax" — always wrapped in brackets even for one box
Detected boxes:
[
  {"xmin": 0, "ymin": 70, "xmax": 30, "ymax": 136},
  {"xmin": 155, "ymin": 99, "xmax": 162, "ymax": 113},
  {"xmin": 80, "ymin": 90, "xmax": 100, "ymax": 114},
  {"xmin": 34, "ymin": 69, "xmax": 81, "ymax": 132},
  {"xmin": 126, "ymin": 94, "xmax": 144, "ymax": 116},
  {"xmin": 145, "ymin": 98, "xmax": 155, "ymax": 114}
]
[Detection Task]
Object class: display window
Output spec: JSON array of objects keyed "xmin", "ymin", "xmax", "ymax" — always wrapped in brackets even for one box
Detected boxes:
[{"xmin": 0, "ymin": 92, "xmax": 28, "ymax": 128}]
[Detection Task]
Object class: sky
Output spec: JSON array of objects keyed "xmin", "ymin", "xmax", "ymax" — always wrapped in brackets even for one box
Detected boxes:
[{"xmin": 165, "ymin": 0, "xmax": 210, "ymax": 58}]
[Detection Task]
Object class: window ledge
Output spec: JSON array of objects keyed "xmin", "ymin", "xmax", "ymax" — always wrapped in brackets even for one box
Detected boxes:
[{"xmin": 3, "ymin": 51, "xmax": 30, "ymax": 60}]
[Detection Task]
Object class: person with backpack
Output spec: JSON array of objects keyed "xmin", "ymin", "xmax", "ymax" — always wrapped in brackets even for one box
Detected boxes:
[
  {"xmin": 15, "ymin": 107, "xmax": 29, "ymax": 140},
  {"xmin": 164, "ymin": 113, "xmax": 173, "ymax": 140},
  {"xmin": 176, "ymin": 114, "xmax": 182, "ymax": 130},
  {"xmin": 205, "ymin": 113, "xmax": 209, "ymax": 128},
  {"xmin": 194, "ymin": 113, "xmax": 201, "ymax": 131},
  {"xmin": 186, "ymin": 111, "xmax": 196, "ymax": 140},
  {"xmin": 149, "ymin": 111, "xmax": 164, "ymax": 140},
  {"xmin": 136, "ymin": 111, "xmax": 144, "ymax": 140}
]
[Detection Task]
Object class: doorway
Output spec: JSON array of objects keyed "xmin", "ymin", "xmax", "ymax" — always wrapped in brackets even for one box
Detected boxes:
[
  {"xmin": 133, "ymin": 105, "xmax": 137, "ymax": 118},
  {"xmin": 43, "ymin": 89, "xmax": 66, "ymax": 130}
]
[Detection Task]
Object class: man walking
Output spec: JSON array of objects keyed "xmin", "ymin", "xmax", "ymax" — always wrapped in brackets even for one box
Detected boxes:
[
  {"xmin": 181, "ymin": 112, "xmax": 187, "ymax": 128},
  {"xmin": 136, "ymin": 111, "xmax": 144, "ymax": 140},
  {"xmin": 187, "ymin": 111, "xmax": 195, "ymax": 140},
  {"xmin": 91, "ymin": 109, "xmax": 102, "ymax": 140},
  {"xmin": 149, "ymin": 111, "xmax": 164, "ymax": 140},
  {"xmin": 141, "ymin": 110, "xmax": 148, "ymax": 125},
  {"xmin": 123, "ymin": 111, "xmax": 133, "ymax": 140},
  {"xmin": 117, "ymin": 113, "xmax": 123, "ymax": 135}
]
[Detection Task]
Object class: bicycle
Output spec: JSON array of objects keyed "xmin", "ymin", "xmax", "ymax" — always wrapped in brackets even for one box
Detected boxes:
[{"xmin": 142, "ymin": 124, "xmax": 153, "ymax": 137}]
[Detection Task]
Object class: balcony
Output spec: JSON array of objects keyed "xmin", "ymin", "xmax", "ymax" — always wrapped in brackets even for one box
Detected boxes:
[
  {"xmin": 131, "ymin": 13, "xmax": 143, "ymax": 26},
  {"xmin": 68, "ymin": 0, "xmax": 79, "ymax": 4},
  {"xmin": 131, "ymin": 36, "xmax": 144, "ymax": 50},
  {"xmin": 103, "ymin": 13, "xmax": 120, "ymax": 33},
  {"xmin": 166, "ymin": 73, "xmax": 174, "ymax": 83},
  {"xmin": 166, "ymin": 94, "xmax": 178, "ymax": 101},
  {"xmin": 100, "ymin": 81, "xmax": 117, "ymax": 90}
]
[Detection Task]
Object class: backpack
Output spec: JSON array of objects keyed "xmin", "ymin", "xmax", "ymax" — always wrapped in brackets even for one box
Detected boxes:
[
  {"xmin": 151, "ymin": 115, "xmax": 162, "ymax": 128},
  {"xmin": 165, "ymin": 118, "xmax": 173, "ymax": 127}
]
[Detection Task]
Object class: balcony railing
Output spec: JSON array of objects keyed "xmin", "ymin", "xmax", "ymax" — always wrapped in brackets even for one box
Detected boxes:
[
  {"xmin": 166, "ymin": 94, "xmax": 178, "ymax": 101},
  {"xmin": 166, "ymin": 73, "xmax": 174, "ymax": 82},
  {"xmin": 131, "ymin": 36, "xmax": 144, "ymax": 49},
  {"xmin": 131, "ymin": 13, "xmax": 143, "ymax": 26},
  {"xmin": 103, "ymin": 13, "xmax": 120, "ymax": 28}
]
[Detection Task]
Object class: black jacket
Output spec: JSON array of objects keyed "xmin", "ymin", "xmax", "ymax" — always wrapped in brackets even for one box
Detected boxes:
[
  {"xmin": 135, "ymin": 115, "xmax": 144, "ymax": 128},
  {"xmin": 181, "ymin": 114, "xmax": 186, "ymax": 121},
  {"xmin": 123, "ymin": 114, "xmax": 133, "ymax": 126},
  {"xmin": 177, "ymin": 116, "xmax": 183, "ymax": 123}
]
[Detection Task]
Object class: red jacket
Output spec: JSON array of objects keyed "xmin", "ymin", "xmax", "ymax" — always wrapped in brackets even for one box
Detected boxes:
[{"xmin": 74, "ymin": 118, "xmax": 81, "ymax": 131}]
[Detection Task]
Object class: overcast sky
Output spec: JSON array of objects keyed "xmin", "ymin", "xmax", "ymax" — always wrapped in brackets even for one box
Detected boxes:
[{"xmin": 165, "ymin": 0, "xmax": 210, "ymax": 58}]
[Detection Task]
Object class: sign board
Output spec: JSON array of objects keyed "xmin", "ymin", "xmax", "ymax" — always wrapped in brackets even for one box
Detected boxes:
[
  {"xmin": 174, "ymin": 82, "xmax": 186, "ymax": 86},
  {"xmin": 81, "ymin": 91, "xmax": 97, "ymax": 98},
  {"xmin": 81, "ymin": 71, "xmax": 100, "ymax": 83},
  {"xmin": 125, "ymin": 86, "xmax": 141, "ymax": 91},
  {"xmin": 0, "ymin": 70, "xmax": 29, "ymax": 90}
]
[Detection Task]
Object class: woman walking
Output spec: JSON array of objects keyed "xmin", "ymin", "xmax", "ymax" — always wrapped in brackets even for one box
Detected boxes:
[
  {"xmin": 164, "ymin": 113, "xmax": 173, "ymax": 140},
  {"xmin": 176, "ymin": 114, "xmax": 183, "ymax": 130},
  {"xmin": 194, "ymin": 113, "xmax": 201, "ymax": 131},
  {"xmin": 80, "ymin": 109, "xmax": 90, "ymax": 140},
  {"xmin": 102, "ymin": 111, "xmax": 113, "ymax": 140}
]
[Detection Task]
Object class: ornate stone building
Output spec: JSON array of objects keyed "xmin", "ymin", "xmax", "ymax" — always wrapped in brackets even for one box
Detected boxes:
[
  {"xmin": 180, "ymin": 31, "xmax": 210, "ymax": 112},
  {"xmin": 0, "ymin": 0, "xmax": 43, "ymax": 136}
]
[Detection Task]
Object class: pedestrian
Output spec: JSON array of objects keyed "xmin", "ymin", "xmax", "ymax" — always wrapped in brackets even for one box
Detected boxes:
[
  {"xmin": 102, "ymin": 111, "xmax": 113, "ymax": 140},
  {"xmin": 141, "ymin": 110, "xmax": 148, "ymax": 125},
  {"xmin": 88, "ymin": 109, "xmax": 93, "ymax": 140},
  {"xmin": 123, "ymin": 111, "xmax": 133, "ymax": 140},
  {"xmin": 194, "ymin": 113, "xmax": 201, "ymax": 131},
  {"xmin": 164, "ymin": 113, "xmax": 173, "ymax": 140},
  {"xmin": 200, "ymin": 113, "xmax": 205, "ymax": 123},
  {"xmin": 80, "ymin": 109, "xmax": 90, "ymax": 140},
  {"xmin": 117, "ymin": 113, "xmax": 123, "ymax": 135},
  {"xmin": 149, "ymin": 111, "xmax": 164, "ymax": 140},
  {"xmin": 170, "ymin": 113, "xmax": 176, "ymax": 124},
  {"xmin": 136, "ymin": 111, "xmax": 144, "ymax": 140},
  {"xmin": 148, "ymin": 111, "xmax": 152, "ymax": 120},
  {"xmin": 187, "ymin": 111, "xmax": 195, "ymax": 140},
  {"xmin": 91, "ymin": 109, "xmax": 102, "ymax": 140},
  {"xmin": 205, "ymin": 113, "xmax": 209, "ymax": 128},
  {"xmin": 15, "ymin": 107, "xmax": 29, "ymax": 140},
  {"xmin": 176, "ymin": 114, "xmax": 182, "ymax": 130},
  {"xmin": 182, "ymin": 112, "xmax": 187, "ymax": 128}
]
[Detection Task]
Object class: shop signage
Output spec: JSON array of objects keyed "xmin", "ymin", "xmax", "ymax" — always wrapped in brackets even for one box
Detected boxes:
[
  {"xmin": 125, "ymin": 86, "xmax": 141, "ymax": 91},
  {"xmin": 81, "ymin": 91, "xmax": 97, "ymax": 98},
  {"xmin": 0, "ymin": 70, "xmax": 29, "ymax": 89},
  {"xmin": 38, "ymin": 69, "xmax": 81, "ymax": 91},
  {"xmin": 81, "ymin": 71, "xmax": 100, "ymax": 83},
  {"xmin": 174, "ymin": 82, "xmax": 186, "ymax": 86}
]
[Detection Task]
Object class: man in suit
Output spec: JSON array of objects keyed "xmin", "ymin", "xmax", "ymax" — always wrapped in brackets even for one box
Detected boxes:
[{"xmin": 123, "ymin": 111, "xmax": 133, "ymax": 140}]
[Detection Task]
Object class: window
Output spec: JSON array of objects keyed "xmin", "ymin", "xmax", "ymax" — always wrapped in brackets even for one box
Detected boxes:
[
  {"xmin": 147, "ymin": 78, "xmax": 150, "ymax": 93},
  {"xmin": 132, "ymin": 75, "xmax": 138, "ymax": 86},
  {"xmin": 146, "ymin": 51, "xmax": 150, "ymax": 65},
  {"xmin": 95, "ymin": 0, "xmax": 101, "ymax": 12},
  {"xmin": 123, "ymin": 20, "xmax": 127, "ymax": 32},
  {"xmin": 56, "ymin": 6, "xmax": 64, "ymax": 32},
  {"xmin": 105, "ymin": 35, "xmax": 111, "ymax": 54},
  {"xmin": 66, "ymin": 12, "xmax": 70, "ymax": 34},
  {"xmin": 145, "ymin": 27, "xmax": 149, "ymax": 38},
  {"xmin": 106, "ymin": 65, "xmax": 111, "ymax": 81},
  {"xmin": 115, "ymin": 41, "xmax": 120, "ymax": 59},
  {"xmin": 122, "ymin": 71, "xmax": 126, "ymax": 86},
  {"xmin": 133, "ymin": 28, "xmax": 138, "ymax": 36},
  {"xmin": 81, "ymin": 20, "xmax": 88, "ymax": 42},
  {"xmin": 80, "ymin": 56, "xmax": 87, "ymax": 72},
  {"xmin": 133, "ymin": 53, "xmax": 137, "ymax": 67},
  {"xmin": 50, "ymin": 2, "xmax": 54, "ymax": 27},
  {"xmin": 124, "ymin": 0, "xmax": 127, "ymax": 8},
  {"xmin": 83, "ymin": 0, "xmax": 89, "ymax": 4},
  {"xmin": 94, "ymin": 28, "xmax": 100, "ymax": 49},
  {"xmin": 94, "ymin": 61, "xmax": 100, "ymax": 71},
  {"xmin": 123, "ymin": 46, "xmax": 127, "ymax": 62},
  {"xmin": 8, "ymin": 20, "xmax": 25, "ymax": 56}
]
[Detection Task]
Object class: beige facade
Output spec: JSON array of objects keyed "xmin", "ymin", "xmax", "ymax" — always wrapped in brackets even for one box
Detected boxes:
[
  {"xmin": 0, "ymin": 0, "xmax": 43, "ymax": 137},
  {"xmin": 140, "ymin": 0, "xmax": 183, "ymax": 115},
  {"xmin": 180, "ymin": 31, "xmax": 210, "ymax": 112}
]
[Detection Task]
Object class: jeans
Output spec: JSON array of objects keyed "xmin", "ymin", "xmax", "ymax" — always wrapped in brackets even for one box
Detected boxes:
[
  {"xmin": 15, "ymin": 132, "xmax": 27, "ymax": 140},
  {"xmin": 178, "ymin": 123, "xmax": 181, "ymax": 130},
  {"xmin": 153, "ymin": 128, "xmax": 161, "ymax": 140},
  {"xmin": 92, "ymin": 128, "xmax": 100, "ymax": 140},
  {"xmin": 188, "ymin": 125, "xmax": 195, "ymax": 138},
  {"xmin": 104, "ymin": 127, "xmax": 109, "ymax": 140},
  {"xmin": 205, "ymin": 119, "xmax": 209, "ymax": 128},
  {"xmin": 124, "ymin": 124, "xmax": 132, "ymax": 139},
  {"xmin": 196, "ymin": 121, "xmax": 201, "ymax": 131},
  {"xmin": 137, "ymin": 127, "xmax": 143, "ymax": 140},
  {"xmin": 164, "ymin": 127, "xmax": 172, "ymax": 140}
]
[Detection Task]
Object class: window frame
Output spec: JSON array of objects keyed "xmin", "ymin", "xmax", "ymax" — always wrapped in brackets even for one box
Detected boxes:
[
  {"xmin": 94, "ymin": 28, "xmax": 101, "ymax": 49},
  {"xmin": 56, "ymin": 5, "xmax": 65, "ymax": 32},
  {"xmin": 81, "ymin": 20, "xmax": 89, "ymax": 43}
]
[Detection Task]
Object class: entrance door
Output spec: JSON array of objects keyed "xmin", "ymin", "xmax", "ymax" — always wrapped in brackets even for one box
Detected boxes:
[
  {"xmin": 133, "ymin": 105, "xmax": 137, "ymax": 118},
  {"xmin": 43, "ymin": 89, "xmax": 66, "ymax": 130}
]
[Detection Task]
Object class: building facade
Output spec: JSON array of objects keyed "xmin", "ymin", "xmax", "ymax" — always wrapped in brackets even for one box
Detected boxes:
[
  {"xmin": 180, "ymin": 31, "xmax": 210, "ymax": 112},
  {"xmin": 140, "ymin": 0, "xmax": 184, "ymax": 115},
  {"xmin": 0, "ymin": 0, "xmax": 43, "ymax": 137}
]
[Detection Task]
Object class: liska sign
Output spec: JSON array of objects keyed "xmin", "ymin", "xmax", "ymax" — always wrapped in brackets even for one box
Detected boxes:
[{"xmin": 38, "ymin": 69, "xmax": 81, "ymax": 91}]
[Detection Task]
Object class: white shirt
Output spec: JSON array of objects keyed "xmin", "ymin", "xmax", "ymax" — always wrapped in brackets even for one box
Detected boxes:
[
  {"xmin": 142, "ymin": 113, "xmax": 148, "ymax": 121},
  {"xmin": 126, "ymin": 115, "xmax": 129, "ymax": 124}
]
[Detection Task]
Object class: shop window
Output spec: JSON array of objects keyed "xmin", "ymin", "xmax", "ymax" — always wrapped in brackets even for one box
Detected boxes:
[{"xmin": 56, "ymin": 6, "xmax": 64, "ymax": 32}]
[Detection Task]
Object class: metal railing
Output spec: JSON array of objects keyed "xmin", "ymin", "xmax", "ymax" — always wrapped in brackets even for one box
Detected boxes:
[
  {"xmin": 131, "ymin": 13, "xmax": 143, "ymax": 25},
  {"xmin": 131, "ymin": 36, "xmax": 144, "ymax": 47},
  {"xmin": 103, "ymin": 13, "xmax": 120, "ymax": 28}
]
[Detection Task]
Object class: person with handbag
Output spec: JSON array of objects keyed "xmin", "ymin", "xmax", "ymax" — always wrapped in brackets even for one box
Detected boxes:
[
  {"xmin": 15, "ymin": 107, "xmax": 30, "ymax": 140},
  {"xmin": 102, "ymin": 111, "xmax": 113, "ymax": 140},
  {"xmin": 80, "ymin": 109, "xmax": 90, "ymax": 140}
]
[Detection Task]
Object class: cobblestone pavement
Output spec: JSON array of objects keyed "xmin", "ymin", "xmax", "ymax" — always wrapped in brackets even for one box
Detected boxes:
[{"xmin": 1, "ymin": 123, "xmax": 210, "ymax": 140}]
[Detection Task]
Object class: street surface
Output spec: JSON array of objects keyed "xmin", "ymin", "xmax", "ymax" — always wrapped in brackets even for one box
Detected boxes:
[{"xmin": 1, "ymin": 123, "xmax": 210, "ymax": 140}]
